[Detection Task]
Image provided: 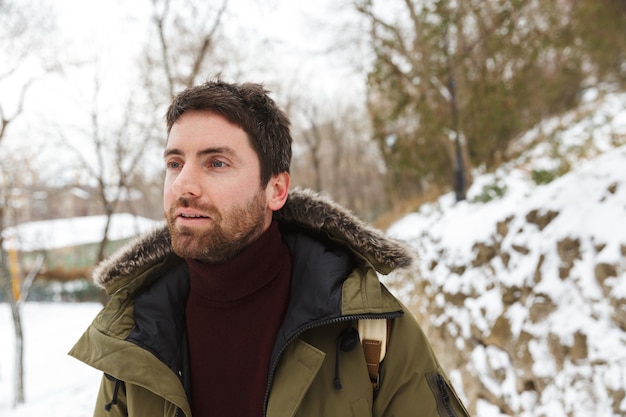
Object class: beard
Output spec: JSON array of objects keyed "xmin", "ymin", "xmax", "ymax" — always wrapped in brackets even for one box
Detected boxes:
[{"xmin": 165, "ymin": 190, "xmax": 268, "ymax": 263}]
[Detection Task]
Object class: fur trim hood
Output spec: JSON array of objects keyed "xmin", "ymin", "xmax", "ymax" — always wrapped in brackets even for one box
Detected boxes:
[{"xmin": 93, "ymin": 188, "xmax": 415, "ymax": 289}]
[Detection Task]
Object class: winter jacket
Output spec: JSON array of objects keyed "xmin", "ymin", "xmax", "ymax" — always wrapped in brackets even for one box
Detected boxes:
[{"xmin": 69, "ymin": 188, "xmax": 470, "ymax": 417}]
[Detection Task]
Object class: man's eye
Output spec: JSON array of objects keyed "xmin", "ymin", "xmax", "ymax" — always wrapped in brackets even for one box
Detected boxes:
[
  {"xmin": 210, "ymin": 160, "xmax": 227, "ymax": 168},
  {"xmin": 167, "ymin": 161, "xmax": 182, "ymax": 169}
]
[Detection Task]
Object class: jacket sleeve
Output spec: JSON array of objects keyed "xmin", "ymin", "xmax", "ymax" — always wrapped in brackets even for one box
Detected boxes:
[
  {"xmin": 94, "ymin": 374, "xmax": 128, "ymax": 417},
  {"xmin": 372, "ymin": 310, "xmax": 471, "ymax": 417}
]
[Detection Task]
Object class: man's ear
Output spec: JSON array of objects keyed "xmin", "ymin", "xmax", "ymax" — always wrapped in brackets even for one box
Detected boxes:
[{"xmin": 266, "ymin": 172, "xmax": 290, "ymax": 211}]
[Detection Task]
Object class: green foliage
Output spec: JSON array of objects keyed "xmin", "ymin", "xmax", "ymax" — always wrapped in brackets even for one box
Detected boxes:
[
  {"xmin": 531, "ymin": 161, "xmax": 571, "ymax": 185},
  {"xmin": 357, "ymin": 0, "xmax": 626, "ymax": 200},
  {"xmin": 531, "ymin": 169, "xmax": 559, "ymax": 185},
  {"xmin": 470, "ymin": 179, "xmax": 508, "ymax": 203},
  {"xmin": 571, "ymin": 0, "xmax": 626, "ymax": 87}
]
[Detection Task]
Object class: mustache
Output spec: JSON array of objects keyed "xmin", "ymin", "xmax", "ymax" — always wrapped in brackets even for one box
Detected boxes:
[{"xmin": 170, "ymin": 197, "xmax": 219, "ymax": 216}]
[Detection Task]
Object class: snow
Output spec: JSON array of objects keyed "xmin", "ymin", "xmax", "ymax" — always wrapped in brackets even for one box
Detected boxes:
[
  {"xmin": 0, "ymin": 302, "xmax": 102, "ymax": 416},
  {"xmin": 2, "ymin": 214, "xmax": 162, "ymax": 251}
]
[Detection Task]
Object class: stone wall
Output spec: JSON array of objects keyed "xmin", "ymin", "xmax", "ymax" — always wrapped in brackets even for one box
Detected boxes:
[{"xmin": 386, "ymin": 204, "xmax": 626, "ymax": 416}]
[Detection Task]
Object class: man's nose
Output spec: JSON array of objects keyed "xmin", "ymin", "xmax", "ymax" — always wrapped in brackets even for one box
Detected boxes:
[{"xmin": 172, "ymin": 163, "xmax": 201, "ymax": 197}]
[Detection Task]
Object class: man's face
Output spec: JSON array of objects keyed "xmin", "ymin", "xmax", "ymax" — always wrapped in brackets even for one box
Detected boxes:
[{"xmin": 163, "ymin": 110, "xmax": 273, "ymax": 263}]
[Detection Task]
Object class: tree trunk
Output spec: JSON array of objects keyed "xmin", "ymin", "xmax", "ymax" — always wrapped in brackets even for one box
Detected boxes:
[
  {"xmin": 0, "ymin": 266, "xmax": 26, "ymax": 406},
  {"xmin": 1, "ymin": 249, "xmax": 44, "ymax": 406},
  {"xmin": 9, "ymin": 301, "xmax": 25, "ymax": 406}
]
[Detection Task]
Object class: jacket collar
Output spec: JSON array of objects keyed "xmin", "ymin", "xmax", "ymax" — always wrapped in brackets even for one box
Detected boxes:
[{"xmin": 93, "ymin": 188, "xmax": 414, "ymax": 290}]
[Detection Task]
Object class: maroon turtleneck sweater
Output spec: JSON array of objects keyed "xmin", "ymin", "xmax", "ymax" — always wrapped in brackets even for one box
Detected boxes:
[{"xmin": 185, "ymin": 221, "xmax": 292, "ymax": 417}]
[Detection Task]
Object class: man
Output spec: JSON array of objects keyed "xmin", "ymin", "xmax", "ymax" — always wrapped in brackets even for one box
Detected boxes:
[{"xmin": 70, "ymin": 80, "xmax": 470, "ymax": 417}]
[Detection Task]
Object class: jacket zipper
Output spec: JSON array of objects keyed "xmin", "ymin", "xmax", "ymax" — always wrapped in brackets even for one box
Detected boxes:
[
  {"xmin": 262, "ymin": 311, "xmax": 402, "ymax": 416},
  {"xmin": 436, "ymin": 373, "xmax": 457, "ymax": 417}
]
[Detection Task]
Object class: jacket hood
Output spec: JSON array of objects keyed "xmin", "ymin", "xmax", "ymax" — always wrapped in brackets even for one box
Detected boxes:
[{"xmin": 93, "ymin": 188, "xmax": 415, "ymax": 289}]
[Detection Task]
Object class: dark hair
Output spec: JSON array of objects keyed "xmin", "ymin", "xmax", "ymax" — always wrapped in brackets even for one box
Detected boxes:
[{"xmin": 165, "ymin": 80, "xmax": 292, "ymax": 186}]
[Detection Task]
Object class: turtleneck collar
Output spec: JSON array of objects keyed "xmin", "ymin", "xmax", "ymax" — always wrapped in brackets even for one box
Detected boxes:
[{"xmin": 185, "ymin": 220, "xmax": 290, "ymax": 302}]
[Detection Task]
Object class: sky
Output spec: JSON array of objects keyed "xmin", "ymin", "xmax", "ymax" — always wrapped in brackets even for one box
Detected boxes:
[
  {"xmin": 22, "ymin": 0, "xmax": 363, "ymax": 114},
  {"xmin": 45, "ymin": 0, "xmax": 353, "ymax": 82}
]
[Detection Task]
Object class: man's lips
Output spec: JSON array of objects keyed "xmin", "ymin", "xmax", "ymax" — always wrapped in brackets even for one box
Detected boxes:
[
  {"xmin": 179, "ymin": 213, "xmax": 209, "ymax": 218},
  {"xmin": 175, "ymin": 209, "xmax": 212, "ymax": 220}
]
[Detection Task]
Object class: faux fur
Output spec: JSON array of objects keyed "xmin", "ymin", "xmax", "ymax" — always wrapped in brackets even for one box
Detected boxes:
[{"xmin": 93, "ymin": 188, "xmax": 415, "ymax": 288}]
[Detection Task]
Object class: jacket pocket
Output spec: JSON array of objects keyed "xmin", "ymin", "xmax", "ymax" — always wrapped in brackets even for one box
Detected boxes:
[{"xmin": 425, "ymin": 371, "xmax": 470, "ymax": 417}]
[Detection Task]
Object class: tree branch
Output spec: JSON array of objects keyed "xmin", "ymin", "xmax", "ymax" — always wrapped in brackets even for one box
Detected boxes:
[{"xmin": 186, "ymin": 0, "xmax": 228, "ymax": 86}]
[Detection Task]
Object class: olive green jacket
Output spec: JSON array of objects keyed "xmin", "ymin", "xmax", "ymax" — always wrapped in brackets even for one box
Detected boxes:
[{"xmin": 69, "ymin": 189, "xmax": 470, "ymax": 417}]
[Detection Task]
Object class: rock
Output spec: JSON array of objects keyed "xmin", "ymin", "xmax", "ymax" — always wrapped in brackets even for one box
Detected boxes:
[
  {"xmin": 473, "ymin": 241, "xmax": 498, "ymax": 266},
  {"xmin": 525, "ymin": 209, "xmax": 559, "ymax": 230},
  {"xmin": 486, "ymin": 314, "xmax": 512, "ymax": 350},
  {"xmin": 594, "ymin": 262, "xmax": 617, "ymax": 288},
  {"xmin": 612, "ymin": 298, "xmax": 626, "ymax": 331},
  {"xmin": 496, "ymin": 216, "xmax": 513, "ymax": 239},
  {"xmin": 533, "ymin": 254, "xmax": 545, "ymax": 284},
  {"xmin": 512, "ymin": 244, "xmax": 530, "ymax": 255},
  {"xmin": 528, "ymin": 294, "xmax": 556, "ymax": 323},
  {"xmin": 557, "ymin": 237, "xmax": 581, "ymax": 279},
  {"xmin": 570, "ymin": 331, "xmax": 588, "ymax": 362}
]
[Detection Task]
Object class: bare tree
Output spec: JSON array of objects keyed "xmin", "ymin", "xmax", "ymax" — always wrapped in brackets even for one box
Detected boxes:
[
  {"xmin": 289, "ymin": 92, "xmax": 388, "ymax": 220},
  {"xmin": 143, "ymin": 0, "xmax": 230, "ymax": 101},
  {"xmin": 0, "ymin": 223, "xmax": 44, "ymax": 407},
  {"xmin": 0, "ymin": 79, "xmax": 32, "ymax": 144},
  {"xmin": 0, "ymin": 0, "xmax": 55, "ymax": 145},
  {"xmin": 0, "ymin": 152, "xmax": 49, "ymax": 406},
  {"xmin": 56, "ymin": 67, "xmax": 157, "ymax": 264},
  {"xmin": 0, "ymin": 0, "xmax": 57, "ymax": 406},
  {"xmin": 299, "ymin": 105, "xmax": 327, "ymax": 192}
]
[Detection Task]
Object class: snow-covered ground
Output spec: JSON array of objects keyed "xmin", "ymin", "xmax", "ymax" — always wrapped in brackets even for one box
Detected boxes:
[
  {"xmin": 0, "ymin": 302, "xmax": 102, "ymax": 416},
  {"xmin": 2, "ymin": 214, "xmax": 162, "ymax": 252},
  {"xmin": 389, "ymin": 145, "xmax": 626, "ymax": 417}
]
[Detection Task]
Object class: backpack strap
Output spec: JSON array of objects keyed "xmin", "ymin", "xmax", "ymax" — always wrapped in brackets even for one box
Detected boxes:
[{"xmin": 358, "ymin": 319, "xmax": 391, "ymax": 390}]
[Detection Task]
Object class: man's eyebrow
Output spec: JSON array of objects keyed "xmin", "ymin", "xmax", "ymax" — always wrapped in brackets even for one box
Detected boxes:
[
  {"xmin": 163, "ymin": 148, "xmax": 182, "ymax": 158},
  {"xmin": 163, "ymin": 147, "xmax": 237, "ymax": 158},
  {"xmin": 197, "ymin": 147, "xmax": 236, "ymax": 158}
]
